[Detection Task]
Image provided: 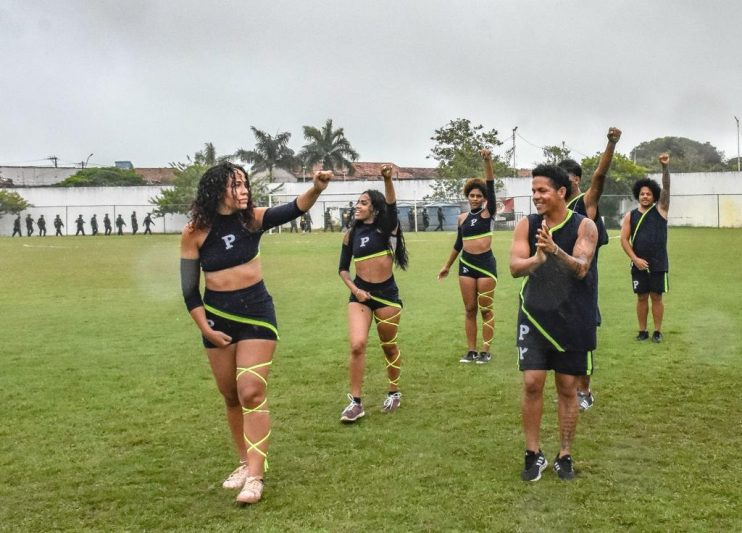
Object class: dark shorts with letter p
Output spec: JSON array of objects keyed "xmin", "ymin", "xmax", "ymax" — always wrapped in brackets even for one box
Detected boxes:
[
  {"xmin": 202, "ymin": 281, "xmax": 278, "ymax": 347},
  {"xmin": 517, "ymin": 346, "xmax": 593, "ymax": 376},
  {"xmin": 631, "ymin": 267, "xmax": 669, "ymax": 294}
]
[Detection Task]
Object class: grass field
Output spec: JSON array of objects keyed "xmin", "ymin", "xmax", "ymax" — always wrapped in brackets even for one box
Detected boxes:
[{"xmin": 1, "ymin": 227, "xmax": 741, "ymax": 532}]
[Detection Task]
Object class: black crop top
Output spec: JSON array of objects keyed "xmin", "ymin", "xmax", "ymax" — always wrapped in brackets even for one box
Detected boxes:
[
  {"xmin": 338, "ymin": 203, "xmax": 398, "ymax": 272},
  {"xmin": 199, "ymin": 200, "xmax": 304, "ymax": 272}
]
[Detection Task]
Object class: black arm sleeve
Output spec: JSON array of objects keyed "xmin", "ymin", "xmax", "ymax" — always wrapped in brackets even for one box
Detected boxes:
[
  {"xmin": 180, "ymin": 258, "xmax": 203, "ymax": 311},
  {"xmin": 380, "ymin": 202, "xmax": 399, "ymax": 234},
  {"xmin": 262, "ymin": 199, "xmax": 305, "ymax": 230},
  {"xmin": 454, "ymin": 226, "xmax": 463, "ymax": 252},
  {"xmin": 486, "ymin": 179, "xmax": 496, "ymax": 217},
  {"xmin": 338, "ymin": 243, "xmax": 352, "ymax": 273}
]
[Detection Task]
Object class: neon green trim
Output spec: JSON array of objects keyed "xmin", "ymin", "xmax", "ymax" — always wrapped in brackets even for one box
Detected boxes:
[
  {"xmin": 242, "ymin": 398, "xmax": 269, "ymax": 415},
  {"xmin": 204, "ymin": 303, "xmax": 279, "ymax": 339},
  {"xmin": 477, "ymin": 288, "xmax": 495, "ymax": 348},
  {"xmin": 354, "ymin": 250, "xmax": 392, "ymax": 262},
  {"xmin": 462, "ymin": 231, "xmax": 493, "ymax": 241},
  {"xmin": 243, "ymin": 429, "xmax": 271, "ymax": 471},
  {"xmin": 374, "ymin": 309, "xmax": 401, "ymax": 387},
  {"xmin": 630, "ymin": 204, "xmax": 656, "ymax": 245},
  {"xmin": 664, "ymin": 272, "xmax": 669, "ymax": 292},
  {"xmin": 550, "ymin": 209, "xmax": 574, "ymax": 233},
  {"xmin": 566, "ymin": 193, "xmax": 584, "ymax": 210},
  {"xmin": 237, "ymin": 361, "xmax": 273, "ymax": 386},
  {"xmin": 369, "ymin": 295, "xmax": 402, "ymax": 308},
  {"xmin": 586, "ymin": 351, "xmax": 593, "ymax": 375},
  {"xmin": 519, "ymin": 278, "xmax": 565, "ymax": 352},
  {"xmin": 460, "ymin": 257, "xmax": 498, "ymax": 281}
]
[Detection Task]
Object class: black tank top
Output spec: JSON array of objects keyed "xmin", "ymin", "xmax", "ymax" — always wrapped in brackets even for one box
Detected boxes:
[
  {"xmin": 517, "ymin": 211, "xmax": 598, "ymax": 351},
  {"xmin": 629, "ymin": 205, "xmax": 668, "ymax": 271},
  {"xmin": 568, "ymin": 193, "xmax": 609, "ymax": 248}
]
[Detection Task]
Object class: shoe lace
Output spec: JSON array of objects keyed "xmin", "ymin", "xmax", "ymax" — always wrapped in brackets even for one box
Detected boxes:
[
  {"xmin": 344, "ymin": 393, "xmax": 360, "ymax": 412},
  {"xmin": 226, "ymin": 463, "xmax": 248, "ymax": 482},
  {"xmin": 240, "ymin": 476, "xmax": 264, "ymax": 497},
  {"xmin": 383, "ymin": 392, "xmax": 401, "ymax": 409}
]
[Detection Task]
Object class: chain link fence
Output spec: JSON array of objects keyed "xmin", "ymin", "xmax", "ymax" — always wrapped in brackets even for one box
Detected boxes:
[{"xmin": 3, "ymin": 193, "xmax": 741, "ymax": 236}]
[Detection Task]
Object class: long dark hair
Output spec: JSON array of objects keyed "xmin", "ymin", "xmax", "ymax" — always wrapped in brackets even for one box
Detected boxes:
[
  {"xmin": 349, "ymin": 189, "xmax": 408, "ymax": 270},
  {"xmin": 190, "ymin": 162, "xmax": 255, "ymax": 231}
]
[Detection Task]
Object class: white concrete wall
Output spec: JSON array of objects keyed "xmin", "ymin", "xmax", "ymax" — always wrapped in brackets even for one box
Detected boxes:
[
  {"xmin": 3, "ymin": 170, "xmax": 741, "ymax": 236},
  {"xmin": 0, "ymin": 166, "xmax": 78, "ymax": 186}
]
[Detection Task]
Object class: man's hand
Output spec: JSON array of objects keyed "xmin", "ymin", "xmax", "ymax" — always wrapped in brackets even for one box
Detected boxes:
[
  {"xmin": 633, "ymin": 257, "xmax": 649, "ymax": 271},
  {"xmin": 658, "ymin": 153, "xmax": 670, "ymax": 167},
  {"xmin": 479, "ymin": 148, "xmax": 492, "ymax": 161},
  {"xmin": 535, "ymin": 220, "xmax": 558, "ymax": 255},
  {"xmin": 381, "ymin": 164, "xmax": 393, "ymax": 180},
  {"xmin": 607, "ymin": 127, "xmax": 622, "ymax": 144}
]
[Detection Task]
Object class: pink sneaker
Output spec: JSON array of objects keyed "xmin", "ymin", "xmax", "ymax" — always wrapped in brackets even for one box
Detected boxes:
[
  {"xmin": 236, "ymin": 476, "xmax": 264, "ymax": 504},
  {"xmin": 222, "ymin": 463, "xmax": 249, "ymax": 490}
]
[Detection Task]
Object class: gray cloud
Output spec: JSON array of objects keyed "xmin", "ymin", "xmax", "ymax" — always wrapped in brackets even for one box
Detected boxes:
[{"xmin": 1, "ymin": 0, "xmax": 740, "ymax": 168}]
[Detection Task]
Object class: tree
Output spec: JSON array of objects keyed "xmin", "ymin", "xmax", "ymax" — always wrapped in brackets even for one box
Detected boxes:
[
  {"xmin": 426, "ymin": 118, "xmax": 506, "ymax": 201},
  {"xmin": 300, "ymin": 119, "xmax": 359, "ymax": 176},
  {"xmin": 150, "ymin": 163, "xmax": 207, "ymax": 216},
  {"xmin": 541, "ymin": 144, "xmax": 572, "ymax": 165},
  {"xmin": 579, "ymin": 152, "xmax": 647, "ymax": 228},
  {"xmin": 150, "ymin": 144, "xmax": 284, "ymax": 216},
  {"xmin": 193, "ymin": 142, "xmax": 233, "ymax": 166},
  {"xmin": 235, "ymin": 127, "xmax": 296, "ymax": 182},
  {"xmin": 56, "ymin": 167, "xmax": 146, "ymax": 187},
  {"xmin": 631, "ymin": 136, "xmax": 724, "ymax": 172},
  {"xmin": 0, "ymin": 190, "xmax": 32, "ymax": 218}
]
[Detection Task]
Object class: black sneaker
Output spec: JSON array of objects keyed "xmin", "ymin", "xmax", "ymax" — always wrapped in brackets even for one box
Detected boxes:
[
  {"xmin": 521, "ymin": 450, "xmax": 548, "ymax": 481},
  {"xmin": 553, "ymin": 454, "xmax": 575, "ymax": 480},
  {"xmin": 652, "ymin": 331, "xmax": 663, "ymax": 343},
  {"xmin": 459, "ymin": 350, "xmax": 478, "ymax": 363},
  {"xmin": 636, "ymin": 330, "xmax": 649, "ymax": 341},
  {"xmin": 476, "ymin": 351, "xmax": 492, "ymax": 364}
]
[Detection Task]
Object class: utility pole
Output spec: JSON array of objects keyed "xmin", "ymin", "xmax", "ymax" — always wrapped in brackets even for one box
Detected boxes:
[
  {"xmin": 512, "ymin": 126, "xmax": 518, "ymax": 178},
  {"xmin": 735, "ymin": 116, "xmax": 740, "ymax": 171},
  {"xmin": 47, "ymin": 155, "xmax": 58, "ymax": 168}
]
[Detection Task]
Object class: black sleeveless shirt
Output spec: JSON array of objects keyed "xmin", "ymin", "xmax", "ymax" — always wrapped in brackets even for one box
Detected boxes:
[
  {"xmin": 516, "ymin": 211, "xmax": 598, "ymax": 351},
  {"xmin": 629, "ymin": 205, "xmax": 668, "ymax": 271}
]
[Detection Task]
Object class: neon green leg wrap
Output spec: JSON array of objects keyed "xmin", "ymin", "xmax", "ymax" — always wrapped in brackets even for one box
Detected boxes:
[
  {"xmin": 477, "ymin": 288, "xmax": 495, "ymax": 350},
  {"xmin": 375, "ymin": 309, "xmax": 401, "ymax": 388},
  {"xmin": 237, "ymin": 361, "xmax": 272, "ymax": 470}
]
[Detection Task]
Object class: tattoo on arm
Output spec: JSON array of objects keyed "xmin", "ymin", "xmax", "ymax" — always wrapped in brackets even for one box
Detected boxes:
[{"xmin": 659, "ymin": 167, "xmax": 671, "ymax": 211}]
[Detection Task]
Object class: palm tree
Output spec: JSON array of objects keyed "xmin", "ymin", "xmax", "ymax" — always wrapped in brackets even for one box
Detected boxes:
[
  {"xmin": 300, "ymin": 119, "xmax": 359, "ymax": 176},
  {"xmin": 192, "ymin": 142, "xmax": 234, "ymax": 166},
  {"xmin": 235, "ymin": 127, "xmax": 297, "ymax": 182}
]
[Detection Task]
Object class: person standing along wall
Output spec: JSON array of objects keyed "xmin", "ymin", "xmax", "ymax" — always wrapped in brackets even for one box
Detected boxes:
[
  {"xmin": 620, "ymin": 153, "xmax": 672, "ymax": 344},
  {"xmin": 37, "ymin": 215, "xmax": 47, "ymax": 236},
  {"xmin": 116, "ymin": 214, "xmax": 126, "ymax": 235},
  {"xmin": 25, "ymin": 214, "xmax": 34, "ymax": 236},
  {"xmin": 53, "ymin": 215, "xmax": 64, "ymax": 236},
  {"xmin": 75, "ymin": 215, "xmax": 86, "ymax": 236}
]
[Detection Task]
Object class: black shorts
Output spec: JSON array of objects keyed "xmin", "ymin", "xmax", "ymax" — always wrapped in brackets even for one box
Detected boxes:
[
  {"xmin": 459, "ymin": 250, "xmax": 498, "ymax": 280},
  {"xmin": 517, "ymin": 346, "xmax": 593, "ymax": 376},
  {"xmin": 349, "ymin": 276, "xmax": 403, "ymax": 311},
  {"xmin": 202, "ymin": 281, "xmax": 278, "ymax": 347},
  {"xmin": 631, "ymin": 268, "xmax": 669, "ymax": 294}
]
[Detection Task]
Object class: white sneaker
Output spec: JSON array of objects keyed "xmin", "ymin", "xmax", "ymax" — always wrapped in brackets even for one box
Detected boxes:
[
  {"xmin": 236, "ymin": 476, "xmax": 264, "ymax": 504},
  {"xmin": 222, "ymin": 463, "xmax": 249, "ymax": 489}
]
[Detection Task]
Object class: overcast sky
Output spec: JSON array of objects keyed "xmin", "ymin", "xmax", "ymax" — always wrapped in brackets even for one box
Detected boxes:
[{"xmin": 2, "ymin": 0, "xmax": 740, "ymax": 171}]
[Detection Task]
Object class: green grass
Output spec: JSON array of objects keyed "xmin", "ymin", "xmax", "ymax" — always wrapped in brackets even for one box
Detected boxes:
[{"xmin": 1, "ymin": 228, "xmax": 740, "ymax": 532}]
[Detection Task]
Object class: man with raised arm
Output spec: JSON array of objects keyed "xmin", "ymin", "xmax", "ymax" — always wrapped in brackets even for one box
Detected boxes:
[
  {"xmin": 620, "ymin": 153, "xmax": 671, "ymax": 344},
  {"xmin": 510, "ymin": 164, "xmax": 598, "ymax": 482},
  {"xmin": 558, "ymin": 127, "xmax": 621, "ymax": 411}
]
